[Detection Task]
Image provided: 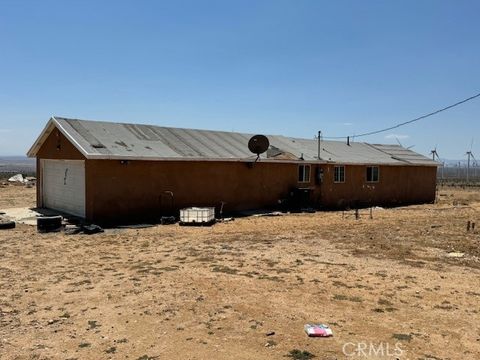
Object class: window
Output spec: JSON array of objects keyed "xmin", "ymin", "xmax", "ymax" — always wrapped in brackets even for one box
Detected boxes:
[
  {"xmin": 334, "ymin": 165, "xmax": 345, "ymax": 183},
  {"xmin": 366, "ymin": 166, "xmax": 379, "ymax": 182},
  {"xmin": 298, "ymin": 164, "xmax": 311, "ymax": 182}
]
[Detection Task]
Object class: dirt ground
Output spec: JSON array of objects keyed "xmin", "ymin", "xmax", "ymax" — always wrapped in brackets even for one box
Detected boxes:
[{"xmin": 0, "ymin": 185, "xmax": 479, "ymax": 360}]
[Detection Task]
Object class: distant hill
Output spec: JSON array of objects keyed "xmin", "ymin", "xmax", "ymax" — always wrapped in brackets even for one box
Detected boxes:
[
  {"xmin": 0, "ymin": 156, "xmax": 36, "ymax": 176},
  {"xmin": 0, "ymin": 155, "xmax": 35, "ymax": 162}
]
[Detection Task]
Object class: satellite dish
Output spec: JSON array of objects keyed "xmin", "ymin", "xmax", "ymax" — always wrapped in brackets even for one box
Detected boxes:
[{"xmin": 248, "ymin": 135, "xmax": 270, "ymax": 158}]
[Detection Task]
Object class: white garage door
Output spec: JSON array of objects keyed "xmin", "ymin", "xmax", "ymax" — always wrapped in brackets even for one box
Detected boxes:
[{"xmin": 42, "ymin": 159, "xmax": 86, "ymax": 217}]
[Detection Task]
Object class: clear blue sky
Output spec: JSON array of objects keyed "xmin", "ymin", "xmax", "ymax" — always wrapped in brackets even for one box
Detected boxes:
[{"xmin": 1, "ymin": 0, "xmax": 479, "ymax": 159}]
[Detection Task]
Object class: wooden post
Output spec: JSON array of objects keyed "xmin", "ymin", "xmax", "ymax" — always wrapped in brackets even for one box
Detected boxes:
[
  {"xmin": 369, "ymin": 207, "xmax": 373, "ymax": 219},
  {"xmin": 355, "ymin": 209, "xmax": 359, "ymax": 220},
  {"xmin": 467, "ymin": 220, "xmax": 471, "ymax": 232}
]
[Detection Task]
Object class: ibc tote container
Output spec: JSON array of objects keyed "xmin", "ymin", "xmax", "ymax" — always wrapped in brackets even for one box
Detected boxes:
[{"xmin": 180, "ymin": 207, "xmax": 215, "ymax": 224}]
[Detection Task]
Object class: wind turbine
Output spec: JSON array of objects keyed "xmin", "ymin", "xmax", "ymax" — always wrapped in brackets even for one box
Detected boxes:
[
  {"xmin": 430, "ymin": 145, "xmax": 444, "ymax": 179},
  {"xmin": 466, "ymin": 139, "xmax": 475, "ymax": 183},
  {"xmin": 395, "ymin": 137, "xmax": 415, "ymax": 150},
  {"xmin": 430, "ymin": 145, "xmax": 440, "ymax": 161}
]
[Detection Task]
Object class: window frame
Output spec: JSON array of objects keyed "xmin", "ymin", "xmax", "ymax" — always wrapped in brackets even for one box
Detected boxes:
[
  {"xmin": 298, "ymin": 164, "xmax": 311, "ymax": 183},
  {"xmin": 334, "ymin": 165, "xmax": 345, "ymax": 183},
  {"xmin": 366, "ymin": 166, "xmax": 380, "ymax": 183}
]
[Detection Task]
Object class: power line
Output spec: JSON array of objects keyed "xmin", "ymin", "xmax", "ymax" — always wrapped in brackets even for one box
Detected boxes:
[{"xmin": 323, "ymin": 91, "xmax": 480, "ymax": 140}]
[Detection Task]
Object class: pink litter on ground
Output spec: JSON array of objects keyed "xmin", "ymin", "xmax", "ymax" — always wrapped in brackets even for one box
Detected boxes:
[{"xmin": 304, "ymin": 324, "xmax": 333, "ymax": 337}]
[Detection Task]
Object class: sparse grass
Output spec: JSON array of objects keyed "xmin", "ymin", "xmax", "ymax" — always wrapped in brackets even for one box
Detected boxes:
[
  {"xmin": 159, "ymin": 265, "xmax": 179, "ymax": 272},
  {"xmin": 105, "ymin": 346, "xmax": 117, "ymax": 354},
  {"xmin": 378, "ymin": 298, "xmax": 393, "ymax": 306},
  {"xmin": 211, "ymin": 265, "xmax": 238, "ymax": 274},
  {"xmin": 333, "ymin": 294, "xmax": 363, "ymax": 302},
  {"xmin": 1, "ymin": 185, "xmax": 480, "ymax": 359},
  {"xmin": 393, "ymin": 333, "xmax": 413, "ymax": 342},
  {"xmin": 286, "ymin": 349, "xmax": 315, "ymax": 359},
  {"xmin": 266, "ymin": 339, "xmax": 277, "ymax": 347},
  {"xmin": 88, "ymin": 320, "xmax": 100, "ymax": 329}
]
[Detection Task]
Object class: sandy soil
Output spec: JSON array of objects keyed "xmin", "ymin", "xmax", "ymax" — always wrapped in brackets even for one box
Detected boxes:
[
  {"xmin": 0, "ymin": 185, "xmax": 479, "ymax": 360},
  {"xmin": 0, "ymin": 182, "xmax": 36, "ymax": 209}
]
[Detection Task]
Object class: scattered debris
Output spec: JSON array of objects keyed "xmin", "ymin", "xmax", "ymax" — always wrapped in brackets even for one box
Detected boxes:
[
  {"xmin": 116, "ymin": 224, "xmax": 155, "ymax": 229},
  {"xmin": 253, "ymin": 211, "xmax": 284, "ymax": 217},
  {"xmin": 0, "ymin": 218, "xmax": 16, "ymax": 230},
  {"xmin": 63, "ymin": 224, "xmax": 104, "ymax": 235},
  {"xmin": 37, "ymin": 216, "xmax": 63, "ymax": 233},
  {"xmin": 8, "ymin": 174, "xmax": 25, "ymax": 183},
  {"xmin": 82, "ymin": 224, "xmax": 104, "ymax": 235},
  {"xmin": 24, "ymin": 177, "xmax": 36, "ymax": 187},
  {"xmin": 304, "ymin": 323, "xmax": 333, "ymax": 337},
  {"xmin": 160, "ymin": 216, "xmax": 176, "ymax": 225},
  {"xmin": 64, "ymin": 225, "xmax": 83, "ymax": 235},
  {"xmin": 266, "ymin": 331, "xmax": 275, "ymax": 336},
  {"xmin": 447, "ymin": 252, "xmax": 465, "ymax": 258},
  {"xmin": 5, "ymin": 174, "xmax": 35, "ymax": 186}
]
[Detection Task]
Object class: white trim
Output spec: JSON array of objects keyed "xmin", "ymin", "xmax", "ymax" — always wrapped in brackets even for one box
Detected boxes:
[{"xmin": 52, "ymin": 116, "xmax": 90, "ymax": 156}]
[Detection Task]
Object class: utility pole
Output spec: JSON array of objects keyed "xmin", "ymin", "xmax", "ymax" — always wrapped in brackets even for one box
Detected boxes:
[{"xmin": 317, "ymin": 131, "xmax": 321, "ymax": 160}]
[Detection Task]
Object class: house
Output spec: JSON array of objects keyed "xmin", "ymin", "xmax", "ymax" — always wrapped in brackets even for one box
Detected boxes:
[{"xmin": 27, "ymin": 117, "xmax": 438, "ymax": 224}]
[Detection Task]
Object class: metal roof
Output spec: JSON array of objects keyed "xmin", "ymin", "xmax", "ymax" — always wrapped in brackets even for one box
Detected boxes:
[{"xmin": 27, "ymin": 117, "xmax": 439, "ymax": 166}]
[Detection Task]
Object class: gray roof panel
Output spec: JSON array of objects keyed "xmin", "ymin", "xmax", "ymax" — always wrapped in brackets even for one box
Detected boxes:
[{"xmin": 33, "ymin": 117, "xmax": 438, "ymax": 166}]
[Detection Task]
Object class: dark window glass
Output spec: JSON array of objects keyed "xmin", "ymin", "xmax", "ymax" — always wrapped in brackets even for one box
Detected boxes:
[
  {"xmin": 298, "ymin": 165, "xmax": 311, "ymax": 182},
  {"xmin": 334, "ymin": 166, "xmax": 345, "ymax": 183},
  {"xmin": 366, "ymin": 166, "xmax": 379, "ymax": 182}
]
